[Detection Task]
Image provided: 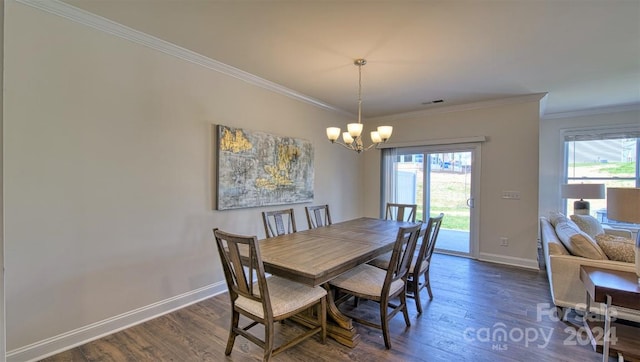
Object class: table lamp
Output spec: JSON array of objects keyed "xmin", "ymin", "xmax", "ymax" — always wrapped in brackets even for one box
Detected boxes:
[
  {"xmin": 561, "ymin": 183, "xmax": 605, "ymax": 215},
  {"xmin": 606, "ymin": 187, "xmax": 640, "ymax": 284}
]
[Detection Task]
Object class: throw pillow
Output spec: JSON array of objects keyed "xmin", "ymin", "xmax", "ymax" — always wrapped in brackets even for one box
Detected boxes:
[
  {"xmin": 554, "ymin": 219, "xmax": 608, "ymax": 260},
  {"xmin": 570, "ymin": 214, "xmax": 605, "ymax": 239},
  {"xmin": 595, "ymin": 234, "xmax": 636, "ymax": 263},
  {"xmin": 548, "ymin": 211, "xmax": 566, "ymax": 227}
]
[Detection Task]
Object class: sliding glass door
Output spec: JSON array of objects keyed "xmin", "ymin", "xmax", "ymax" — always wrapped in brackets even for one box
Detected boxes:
[{"xmin": 382, "ymin": 144, "xmax": 480, "ymax": 257}]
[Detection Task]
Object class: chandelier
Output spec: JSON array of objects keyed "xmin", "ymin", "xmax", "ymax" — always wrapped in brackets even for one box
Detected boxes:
[{"xmin": 326, "ymin": 59, "xmax": 393, "ymax": 153}]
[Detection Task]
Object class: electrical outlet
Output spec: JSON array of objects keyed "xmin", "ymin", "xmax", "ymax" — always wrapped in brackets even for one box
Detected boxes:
[{"xmin": 500, "ymin": 237, "xmax": 508, "ymax": 246}]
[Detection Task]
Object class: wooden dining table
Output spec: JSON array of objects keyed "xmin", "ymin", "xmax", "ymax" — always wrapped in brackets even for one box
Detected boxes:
[{"xmin": 249, "ymin": 217, "xmax": 422, "ymax": 347}]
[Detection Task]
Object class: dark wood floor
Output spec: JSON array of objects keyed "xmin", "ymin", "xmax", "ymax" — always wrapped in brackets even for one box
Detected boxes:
[{"xmin": 41, "ymin": 254, "xmax": 612, "ymax": 361}]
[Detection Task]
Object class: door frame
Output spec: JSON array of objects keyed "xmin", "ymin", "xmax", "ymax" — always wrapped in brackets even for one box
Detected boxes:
[{"xmin": 383, "ymin": 142, "xmax": 481, "ymax": 259}]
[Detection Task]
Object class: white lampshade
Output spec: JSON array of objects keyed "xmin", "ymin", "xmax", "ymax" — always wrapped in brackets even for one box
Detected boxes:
[
  {"xmin": 326, "ymin": 127, "xmax": 341, "ymax": 142},
  {"xmin": 370, "ymin": 131, "xmax": 382, "ymax": 144},
  {"xmin": 561, "ymin": 183, "xmax": 605, "ymax": 200},
  {"xmin": 347, "ymin": 123, "xmax": 363, "ymax": 138},
  {"xmin": 607, "ymin": 187, "xmax": 640, "ymax": 285},
  {"xmin": 607, "ymin": 188, "xmax": 640, "ymax": 224},
  {"xmin": 377, "ymin": 126, "xmax": 393, "ymax": 141},
  {"xmin": 342, "ymin": 132, "xmax": 354, "ymax": 145}
]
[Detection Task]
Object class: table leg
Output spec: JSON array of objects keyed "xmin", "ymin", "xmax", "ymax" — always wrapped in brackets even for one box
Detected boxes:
[
  {"xmin": 324, "ymin": 283, "xmax": 361, "ymax": 347},
  {"xmin": 585, "ymin": 291, "xmax": 591, "ymax": 316},
  {"xmin": 603, "ymin": 294, "xmax": 612, "ymax": 362},
  {"xmin": 290, "ymin": 284, "xmax": 361, "ymax": 347}
]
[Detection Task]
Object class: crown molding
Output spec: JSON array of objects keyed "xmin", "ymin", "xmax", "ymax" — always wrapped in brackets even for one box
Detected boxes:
[
  {"xmin": 16, "ymin": 0, "xmax": 350, "ymax": 117},
  {"xmin": 541, "ymin": 103, "xmax": 640, "ymax": 120},
  {"xmin": 368, "ymin": 93, "xmax": 548, "ymax": 122}
]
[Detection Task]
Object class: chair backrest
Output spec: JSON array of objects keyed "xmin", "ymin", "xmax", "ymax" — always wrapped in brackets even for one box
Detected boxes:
[
  {"xmin": 385, "ymin": 203, "xmax": 417, "ymax": 222},
  {"xmin": 384, "ymin": 223, "xmax": 422, "ymax": 291},
  {"xmin": 213, "ymin": 228, "xmax": 272, "ymax": 319},
  {"xmin": 414, "ymin": 213, "xmax": 444, "ymax": 275},
  {"xmin": 305, "ymin": 204, "xmax": 332, "ymax": 229},
  {"xmin": 262, "ymin": 208, "xmax": 297, "ymax": 238}
]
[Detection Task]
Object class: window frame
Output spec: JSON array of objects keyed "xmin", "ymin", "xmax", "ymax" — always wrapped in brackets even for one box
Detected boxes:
[{"xmin": 561, "ymin": 125, "xmax": 639, "ymax": 222}]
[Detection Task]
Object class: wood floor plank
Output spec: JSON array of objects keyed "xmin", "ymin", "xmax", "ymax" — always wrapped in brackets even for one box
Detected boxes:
[{"xmin": 40, "ymin": 254, "xmax": 617, "ymax": 361}]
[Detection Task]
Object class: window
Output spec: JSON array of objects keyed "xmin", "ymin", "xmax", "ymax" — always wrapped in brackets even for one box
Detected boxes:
[{"xmin": 563, "ymin": 127, "xmax": 639, "ymax": 223}]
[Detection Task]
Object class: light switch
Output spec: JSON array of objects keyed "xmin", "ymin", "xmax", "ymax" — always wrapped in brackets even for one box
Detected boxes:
[{"xmin": 501, "ymin": 191, "xmax": 521, "ymax": 200}]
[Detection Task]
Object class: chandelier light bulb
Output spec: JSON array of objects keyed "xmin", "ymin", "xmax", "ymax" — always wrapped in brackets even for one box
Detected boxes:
[
  {"xmin": 377, "ymin": 126, "xmax": 393, "ymax": 141},
  {"xmin": 326, "ymin": 127, "xmax": 341, "ymax": 142},
  {"xmin": 370, "ymin": 131, "xmax": 382, "ymax": 144},
  {"xmin": 342, "ymin": 132, "xmax": 355, "ymax": 145},
  {"xmin": 347, "ymin": 123, "xmax": 363, "ymax": 138}
]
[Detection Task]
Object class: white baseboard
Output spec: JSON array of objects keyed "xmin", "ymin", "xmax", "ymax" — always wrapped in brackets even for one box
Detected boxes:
[
  {"xmin": 6, "ymin": 282, "xmax": 227, "ymax": 362},
  {"xmin": 478, "ymin": 252, "xmax": 540, "ymax": 270}
]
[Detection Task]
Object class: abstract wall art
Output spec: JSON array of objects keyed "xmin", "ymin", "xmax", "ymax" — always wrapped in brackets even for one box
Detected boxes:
[{"xmin": 216, "ymin": 125, "xmax": 314, "ymax": 210}]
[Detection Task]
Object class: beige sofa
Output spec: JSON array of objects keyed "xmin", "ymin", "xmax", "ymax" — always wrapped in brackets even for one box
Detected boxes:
[{"xmin": 540, "ymin": 216, "xmax": 640, "ymax": 322}]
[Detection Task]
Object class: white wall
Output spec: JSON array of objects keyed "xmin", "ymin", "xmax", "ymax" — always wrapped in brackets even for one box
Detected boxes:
[
  {"xmin": 539, "ymin": 107, "xmax": 640, "ymax": 217},
  {"xmin": 362, "ymin": 97, "xmax": 542, "ymax": 269},
  {"xmin": 0, "ymin": 0, "xmax": 6, "ymax": 360},
  {"xmin": 3, "ymin": 1, "xmax": 360, "ymax": 358}
]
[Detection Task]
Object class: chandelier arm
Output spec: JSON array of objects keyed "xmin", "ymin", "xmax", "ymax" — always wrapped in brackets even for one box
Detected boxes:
[
  {"xmin": 331, "ymin": 141, "xmax": 358, "ymax": 151},
  {"xmin": 363, "ymin": 143, "xmax": 379, "ymax": 152},
  {"xmin": 329, "ymin": 139, "xmax": 385, "ymax": 153}
]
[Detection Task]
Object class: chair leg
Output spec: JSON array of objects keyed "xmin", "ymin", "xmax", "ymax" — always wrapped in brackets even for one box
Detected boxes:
[
  {"xmin": 400, "ymin": 291, "xmax": 411, "ymax": 327},
  {"xmin": 264, "ymin": 322, "xmax": 274, "ymax": 361},
  {"xmin": 380, "ymin": 300, "xmax": 392, "ymax": 349},
  {"xmin": 425, "ymin": 269, "xmax": 433, "ymax": 300},
  {"xmin": 412, "ymin": 275, "xmax": 423, "ymax": 314},
  {"xmin": 225, "ymin": 310, "xmax": 240, "ymax": 355}
]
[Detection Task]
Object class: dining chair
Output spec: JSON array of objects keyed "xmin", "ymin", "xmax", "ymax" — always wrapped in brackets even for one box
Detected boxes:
[
  {"xmin": 329, "ymin": 223, "xmax": 421, "ymax": 349},
  {"xmin": 305, "ymin": 204, "xmax": 332, "ymax": 229},
  {"xmin": 213, "ymin": 228, "xmax": 327, "ymax": 361},
  {"xmin": 262, "ymin": 208, "xmax": 297, "ymax": 238},
  {"xmin": 385, "ymin": 202, "xmax": 417, "ymax": 222},
  {"xmin": 369, "ymin": 213, "xmax": 445, "ymax": 314}
]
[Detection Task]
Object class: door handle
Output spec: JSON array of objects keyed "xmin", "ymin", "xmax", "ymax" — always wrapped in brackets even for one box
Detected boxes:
[{"xmin": 466, "ymin": 198, "xmax": 474, "ymax": 208}]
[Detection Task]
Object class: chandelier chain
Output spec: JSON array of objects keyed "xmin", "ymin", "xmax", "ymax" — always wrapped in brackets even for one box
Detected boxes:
[{"xmin": 357, "ymin": 61, "xmax": 362, "ymax": 125}]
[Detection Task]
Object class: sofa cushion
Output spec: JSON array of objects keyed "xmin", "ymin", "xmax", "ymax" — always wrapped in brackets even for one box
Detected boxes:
[
  {"xmin": 554, "ymin": 217, "xmax": 608, "ymax": 260},
  {"xmin": 548, "ymin": 211, "xmax": 567, "ymax": 227},
  {"xmin": 595, "ymin": 234, "xmax": 636, "ymax": 263},
  {"xmin": 541, "ymin": 218, "xmax": 570, "ymax": 256},
  {"xmin": 570, "ymin": 214, "xmax": 604, "ymax": 239}
]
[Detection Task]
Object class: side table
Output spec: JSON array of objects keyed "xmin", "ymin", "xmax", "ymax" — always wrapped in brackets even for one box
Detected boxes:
[{"xmin": 580, "ymin": 266, "xmax": 640, "ymax": 362}]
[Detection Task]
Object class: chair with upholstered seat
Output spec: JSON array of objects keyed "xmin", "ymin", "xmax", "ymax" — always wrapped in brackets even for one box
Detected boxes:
[
  {"xmin": 329, "ymin": 223, "xmax": 421, "ymax": 349},
  {"xmin": 213, "ymin": 228, "xmax": 327, "ymax": 361},
  {"xmin": 385, "ymin": 203, "xmax": 417, "ymax": 222},
  {"xmin": 262, "ymin": 208, "xmax": 297, "ymax": 238},
  {"xmin": 305, "ymin": 204, "xmax": 332, "ymax": 229},
  {"xmin": 369, "ymin": 213, "xmax": 444, "ymax": 314}
]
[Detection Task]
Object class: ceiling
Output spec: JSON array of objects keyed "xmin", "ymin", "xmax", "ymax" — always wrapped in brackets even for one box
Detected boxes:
[{"xmin": 63, "ymin": 0, "xmax": 640, "ymax": 118}]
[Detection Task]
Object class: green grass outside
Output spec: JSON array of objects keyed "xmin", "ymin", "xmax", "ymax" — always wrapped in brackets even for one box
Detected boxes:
[
  {"xmin": 571, "ymin": 162, "xmax": 635, "ymax": 176},
  {"xmin": 413, "ymin": 170, "xmax": 471, "ymax": 231},
  {"xmin": 416, "ymin": 211, "xmax": 468, "ymax": 230}
]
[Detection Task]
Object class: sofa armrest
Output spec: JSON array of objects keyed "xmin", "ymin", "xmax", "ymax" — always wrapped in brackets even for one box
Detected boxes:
[
  {"xmin": 547, "ymin": 254, "xmax": 640, "ymax": 322},
  {"xmin": 603, "ymin": 226, "xmax": 633, "ymax": 238}
]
